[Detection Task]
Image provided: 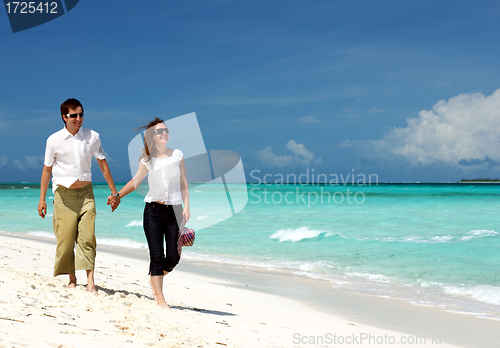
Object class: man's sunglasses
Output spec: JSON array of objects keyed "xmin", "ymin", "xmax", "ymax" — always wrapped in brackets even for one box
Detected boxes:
[
  {"xmin": 154, "ymin": 128, "xmax": 169, "ymax": 135},
  {"xmin": 66, "ymin": 113, "xmax": 84, "ymax": 118}
]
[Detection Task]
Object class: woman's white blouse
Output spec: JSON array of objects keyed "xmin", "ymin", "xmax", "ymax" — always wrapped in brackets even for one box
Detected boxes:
[{"xmin": 141, "ymin": 149, "xmax": 183, "ymax": 205}]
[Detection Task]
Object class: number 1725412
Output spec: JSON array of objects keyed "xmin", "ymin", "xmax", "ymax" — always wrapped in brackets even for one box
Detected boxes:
[{"xmin": 5, "ymin": 2, "xmax": 58, "ymax": 14}]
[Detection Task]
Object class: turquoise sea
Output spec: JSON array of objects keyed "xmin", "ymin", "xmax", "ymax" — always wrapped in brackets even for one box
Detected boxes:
[{"xmin": 1, "ymin": 182, "xmax": 500, "ymax": 320}]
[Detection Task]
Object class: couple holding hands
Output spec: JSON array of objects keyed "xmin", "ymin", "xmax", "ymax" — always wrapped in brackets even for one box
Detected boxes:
[{"xmin": 38, "ymin": 98, "xmax": 189, "ymax": 308}]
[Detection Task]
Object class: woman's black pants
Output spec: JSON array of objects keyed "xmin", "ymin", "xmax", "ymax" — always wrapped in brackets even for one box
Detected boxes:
[{"xmin": 143, "ymin": 202, "xmax": 182, "ymax": 276}]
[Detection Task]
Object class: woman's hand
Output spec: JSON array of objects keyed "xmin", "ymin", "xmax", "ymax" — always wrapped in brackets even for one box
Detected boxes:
[
  {"xmin": 182, "ymin": 208, "xmax": 191, "ymax": 223},
  {"xmin": 107, "ymin": 195, "xmax": 120, "ymax": 212}
]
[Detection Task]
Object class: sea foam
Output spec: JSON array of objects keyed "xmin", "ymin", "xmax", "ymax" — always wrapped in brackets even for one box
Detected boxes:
[
  {"xmin": 28, "ymin": 231, "xmax": 55, "ymax": 239},
  {"xmin": 459, "ymin": 230, "xmax": 500, "ymax": 241},
  {"xmin": 270, "ymin": 226, "xmax": 332, "ymax": 242},
  {"xmin": 355, "ymin": 229, "xmax": 499, "ymax": 244},
  {"xmin": 126, "ymin": 220, "xmax": 143, "ymax": 227},
  {"xmin": 25, "ymin": 231, "xmax": 147, "ymax": 249},
  {"xmin": 443, "ymin": 284, "xmax": 500, "ymax": 305},
  {"xmin": 97, "ymin": 238, "xmax": 147, "ymax": 249}
]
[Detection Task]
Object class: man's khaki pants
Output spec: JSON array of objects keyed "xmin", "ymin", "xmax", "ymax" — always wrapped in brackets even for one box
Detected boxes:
[{"xmin": 52, "ymin": 184, "xmax": 96, "ymax": 276}]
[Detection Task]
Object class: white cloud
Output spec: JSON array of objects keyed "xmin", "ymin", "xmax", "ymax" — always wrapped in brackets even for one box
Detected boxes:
[
  {"xmin": 369, "ymin": 107, "xmax": 386, "ymax": 114},
  {"xmin": 367, "ymin": 89, "xmax": 500, "ymax": 168},
  {"xmin": 298, "ymin": 115, "xmax": 320, "ymax": 123},
  {"xmin": 257, "ymin": 146, "xmax": 293, "ymax": 168},
  {"xmin": 12, "ymin": 156, "xmax": 43, "ymax": 171},
  {"xmin": 336, "ymin": 140, "xmax": 352, "ymax": 148},
  {"xmin": 25, "ymin": 156, "xmax": 42, "ymax": 168},
  {"xmin": 0, "ymin": 109, "xmax": 12, "ymax": 130},
  {"xmin": 12, "ymin": 160, "xmax": 25, "ymax": 170},
  {"xmin": 0, "ymin": 156, "xmax": 7, "ymax": 168},
  {"xmin": 255, "ymin": 140, "xmax": 322, "ymax": 168}
]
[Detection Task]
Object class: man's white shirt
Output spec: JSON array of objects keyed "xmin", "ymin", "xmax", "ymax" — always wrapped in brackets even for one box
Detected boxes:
[{"xmin": 44, "ymin": 127, "xmax": 106, "ymax": 193}]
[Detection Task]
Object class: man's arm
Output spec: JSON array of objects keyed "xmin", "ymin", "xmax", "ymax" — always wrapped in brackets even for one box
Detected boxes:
[
  {"xmin": 97, "ymin": 158, "xmax": 120, "ymax": 211},
  {"xmin": 38, "ymin": 165, "xmax": 52, "ymax": 218}
]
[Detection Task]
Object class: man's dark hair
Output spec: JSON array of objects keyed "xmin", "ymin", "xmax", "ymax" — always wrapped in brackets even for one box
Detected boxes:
[{"xmin": 60, "ymin": 98, "xmax": 84, "ymax": 124}]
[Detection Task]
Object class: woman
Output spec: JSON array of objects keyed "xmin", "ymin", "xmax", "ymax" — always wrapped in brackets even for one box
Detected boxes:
[{"xmin": 114, "ymin": 118, "xmax": 190, "ymax": 308}]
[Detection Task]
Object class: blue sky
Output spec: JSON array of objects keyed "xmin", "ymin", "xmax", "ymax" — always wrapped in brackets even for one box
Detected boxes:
[{"xmin": 1, "ymin": 0, "xmax": 500, "ymax": 183}]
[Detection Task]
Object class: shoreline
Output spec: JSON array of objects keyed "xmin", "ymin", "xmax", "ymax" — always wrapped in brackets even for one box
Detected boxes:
[
  {"xmin": 1, "ymin": 233, "xmax": 499, "ymax": 347},
  {"xmin": 3, "ymin": 181, "xmax": 500, "ymax": 187}
]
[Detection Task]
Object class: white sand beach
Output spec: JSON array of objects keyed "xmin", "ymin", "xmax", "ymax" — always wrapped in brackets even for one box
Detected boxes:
[{"xmin": 0, "ymin": 233, "xmax": 496, "ymax": 348}]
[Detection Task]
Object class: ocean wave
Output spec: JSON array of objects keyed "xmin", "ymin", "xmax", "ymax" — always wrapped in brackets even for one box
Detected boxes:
[
  {"xmin": 182, "ymin": 251, "xmax": 339, "ymax": 274},
  {"xmin": 443, "ymin": 284, "xmax": 500, "ymax": 305},
  {"xmin": 269, "ymin": 227, "xmax": 333, "ymax": 242},
  {"xmin": 182, "ymin": 251, "xmax": 294, "ymax": 269},
  {"xmin": 126, "ymin": 220, "xmax": 143, "ymax": 227},
  {"xmin": 97, "ymin": 238, "xmax": 147, "ymax": 249},
  {"xmin": 27, "ymin": 231, "xmax": 147, "ymax": 249},
  {"xmin": 346, "ymin": 272, "xmax": 393, "ymax": 283},
  {"xmin": 27, "ymin": 231, "xmax": 55, "ymax": 239},
  {"xmin": 356, "ymin": 230, "xmax": 499, "ymax": 244},
  {"xmin": 139, "ymin": 248, "xmax": 500, "ymax": 319},
  {"xmin": 183, "ymin": 249, "xmax": 500, "ymax": 316},
  {"xmin": 459, "ymin": 230, "xmax": 500, "ymax": 241},
  {"xmin": 295, "ymin": 260, "xmax": 337, "ymax": 272},
  {"xmin": 293, "ymin": 270, "xmax": 345, "ymax": 285}
]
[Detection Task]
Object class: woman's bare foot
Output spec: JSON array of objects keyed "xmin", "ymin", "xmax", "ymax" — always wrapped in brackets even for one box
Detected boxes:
[
  {"xmin": 150, "ymin": 275, "xmax": 169, "ymax": 308},
  {"xmin": 156, "ymin": 301, "xmax": 170, "ymax": 309},
  {"xmin": 148, "ymin": 278, "xmax": 157, "ymax": 300},
  {"xmin": 149, "ymin": 272, "xmax": 168, "ymax": 299}
]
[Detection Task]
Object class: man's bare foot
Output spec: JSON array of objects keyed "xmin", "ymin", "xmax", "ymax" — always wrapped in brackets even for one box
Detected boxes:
[
  {"xmin": 86, "ymin": 284, "xmax": 98, "ymax": 294},
  {"xmin": 85, "ymin": 270, "xmax": 98, "ymax": 293},
  {"xmin": 67, "ymin": 274, "xmax": 77, "ymax": 289}
]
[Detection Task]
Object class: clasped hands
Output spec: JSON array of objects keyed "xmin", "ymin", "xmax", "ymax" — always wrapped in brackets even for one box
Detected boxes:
[{"xmin": 107, "ymin": 195, "xmax": 121, "ymax": 212}]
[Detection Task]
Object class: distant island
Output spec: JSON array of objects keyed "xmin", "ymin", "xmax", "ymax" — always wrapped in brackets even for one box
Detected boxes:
[{"xmin": 459, "ymin": 178, "xmax": 500, "ymax": 183}]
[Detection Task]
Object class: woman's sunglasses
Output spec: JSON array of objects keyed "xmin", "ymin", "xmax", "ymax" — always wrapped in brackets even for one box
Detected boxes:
[{"xmin": 154, "ymin": 128, "xmax": 169, "ymax": 135}]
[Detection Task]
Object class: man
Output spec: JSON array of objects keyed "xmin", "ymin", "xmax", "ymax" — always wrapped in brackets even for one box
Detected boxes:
[{"xmin": 37, "ymin": 98, "xmax": 120, "ymax": 292}]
